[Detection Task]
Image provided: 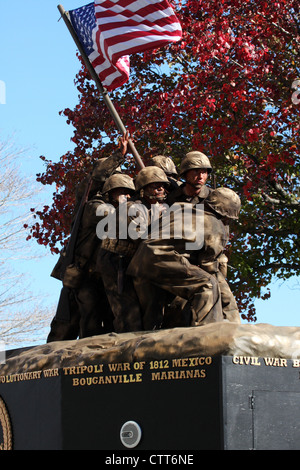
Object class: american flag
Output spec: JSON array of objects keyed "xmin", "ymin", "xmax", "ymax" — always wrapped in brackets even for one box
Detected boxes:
[{"xmin": 69, "ymin": 0, "xmax": 182, "ymax": 91}]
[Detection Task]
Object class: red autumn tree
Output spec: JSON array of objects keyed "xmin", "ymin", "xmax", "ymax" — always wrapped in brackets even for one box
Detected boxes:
[{"xmin": 28, "ymin": 0, "xmax": 300, "ymax": 321}]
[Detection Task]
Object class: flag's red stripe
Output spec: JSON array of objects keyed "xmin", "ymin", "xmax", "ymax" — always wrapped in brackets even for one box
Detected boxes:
[
  {"xmin": 111, "ymin": 39, "xmax": 176, "ymax": 58},
  {"xmin": 88, "ymin": 0, "xmax": 181, "ymax": 90},
  {"xmin": 95, "ymin": 16, "xmax": 181, "ymax": 33},
  {"xmin": 97, "ymin": 0, "xmax": 170, "ymax": 11},
  {"xmin": 99, "ymin": 29, "xmax": 181, "ymax": 55},
  {"xmin": 92, "ymin": 59, "xmax": 129, "ymax": 91},
  {"xmin": 95, "ymin": 2, "xmax": 176, "ymax": 21}
]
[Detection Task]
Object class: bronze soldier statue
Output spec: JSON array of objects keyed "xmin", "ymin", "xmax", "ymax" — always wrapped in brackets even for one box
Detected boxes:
[
  {"xmin": 147, "ymin": 155, "xmax": 179, "ymax": 190},
  {"xmin": 159, "ymin": 150, "xmax": 214, "ymax": 327},
  {"xmin": 47, "ymin": 147, "xmax": 127, "ymax": 342},
  {"xmin": 164, "ymin": 151, "xmax": 240, "ymax": 325},
  {"xmin": 202, "ymin": 188, "xmax": 241, "ymax": 323},
  {"xmin": 127, "ymin": 187, "xmax": 241, "ymax": 327},
  {"xmin": 97, "ymin": 166, "xmax": 171, "ymax": 333},
  {"xmin": 167, "ymin": 151, "xmax": 213, "ymax": 205}
]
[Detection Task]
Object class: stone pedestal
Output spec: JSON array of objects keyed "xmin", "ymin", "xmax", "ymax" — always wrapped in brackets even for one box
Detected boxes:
[{"xmin": 0, "ymin": 323, "xmax": 300, "ymax": 450}]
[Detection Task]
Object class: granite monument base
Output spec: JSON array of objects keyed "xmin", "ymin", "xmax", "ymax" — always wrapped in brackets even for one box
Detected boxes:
[{"xmin": 1, "ymin": 351, "xmax": 299, "ymax": 450}]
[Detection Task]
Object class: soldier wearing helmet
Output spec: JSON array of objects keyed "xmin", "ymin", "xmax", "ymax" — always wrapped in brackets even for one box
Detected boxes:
[
  {"xmin": 127, "ymin": 154, "xmax": 212, "ymax": 330},
  {"xmin": 167, "ymin": 151, "xmax": 213, "ymax": 205},
  {"xmin": 127, "ymin": 187, "xmax": 242, "ymax": 327},
  {"xmin": 147, "ymin": 155, "xmax": 179, "ymax": 190},
  {"xmin": 150, "ymin": 150, "xmax": 214, "ymax": 327},
  {"xmin": 102, "ymin": 173, "xmax": 135, "ymax": 207},
  {"xmin": 47, "ymin": 135, "xmax": 129, "ymax": 342},
  {"xmin": 147, "ymin": 155, "xmax": 178, "ymax": 177},
  {"xmin": 134, "ymin": 166, "xmax": 170, "ymax": 204},
  {"xmin": 165, "ymin": 153, "xmax": 240, "ymax": 324},
  {"xmin": 98, "ymin": 166, "xmax": 172, "ymax": 333}
]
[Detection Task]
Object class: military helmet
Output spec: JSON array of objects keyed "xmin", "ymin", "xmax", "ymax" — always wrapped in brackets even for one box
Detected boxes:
[
  {"xmin": 179, "ymin": 151, "xmax": 212, "ymax": 176},
  {"xmin": 102, "ymin": 173, "xmax": 135, "ymax": 194},
  {"xmin": 135, "ymin": 166, "xmax": 170, "ymax": 191},
  {"xmin": 205, "ymin": 187, "xmax": 241, "ymax": 219},
  {"xmin": 147, "ymin": 155, "xmax": 178, "ymax": 176}
]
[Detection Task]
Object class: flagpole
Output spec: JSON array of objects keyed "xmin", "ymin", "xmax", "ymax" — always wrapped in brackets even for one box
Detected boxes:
[{"xmin": 57, "ymin": 4, "xmax": 145, "ymax": 170}]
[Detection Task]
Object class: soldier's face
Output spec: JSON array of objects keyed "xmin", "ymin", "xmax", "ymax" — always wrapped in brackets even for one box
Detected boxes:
[
  {"xmin": 185, "ymin": 168, "xmax": 208, "ymax": 189},
  {"xmin": 144, "ymin": 182, "xmax": 166, "ymax": 203},
  {"xmin": 110, "ymin": 187, "xmax": 132, "ymax": 205}
]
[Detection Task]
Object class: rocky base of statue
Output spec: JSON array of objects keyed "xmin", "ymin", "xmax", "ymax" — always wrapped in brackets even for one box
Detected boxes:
[
  {"xmin": 1, "ymin": 322, "xmax": 300, "ymax": 375},
  {"xmin": 0, "ymin": 322, "xmax": 300, "ymax": 450}
]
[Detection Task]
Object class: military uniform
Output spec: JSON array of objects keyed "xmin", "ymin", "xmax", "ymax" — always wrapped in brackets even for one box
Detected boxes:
[
  {"xmin": 98, "ymin": 167, "xmax": 170, "ymax": 333},
  {"xmin": 167, "ymin": 183, "xmax": 212, "ymax": 205},
  {"xmin": 127, "ymin": 205, "xmax": 222, "ymax": 326},
  {"xmin": 47, "ymin": 195, "xmax": 113, "ymax": 342},
  {"xmin": 127, "ymin": 156, "xmax": 213, "ymax": 330},
  {"xmin": 155, "ymin": 151, "xmax": 214, "ymax": 327},
  {"xmin": 97, "ymin": 200, "xmax": 144, "ymax": 333},
  {"xmin": 202, "ymin": 188, "xmax": 241, "ymax": 323},
  {"xmin": 127, "ymin": 188, "xmax": 241, "ymax": 326},
  {"xmin": 71, "ymin": 159, "xmax": 131, "ymax": 337},
  {"xmin": 47, "ymin": 151, "xmax": 125, "ymax": 342},
  {"xmin": 71, "ymin": 193, "xmax": 114, "ymax": 337},
  {"xmin": 167, "ymin": 152, "xmax": 240, "ymax": 324},
  {"xmin": 97, "ymin": 174, "xmax": 143, "ymax": 333}
]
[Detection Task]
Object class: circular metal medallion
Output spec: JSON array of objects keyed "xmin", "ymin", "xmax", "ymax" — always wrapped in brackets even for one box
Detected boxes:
[
  {"xmin": 120, "ymin": 421, "xmax": 142, "ymax": 448},
  {"xmin": 0, "ymin": 396, "xmax": 13, "ymax": 451}
]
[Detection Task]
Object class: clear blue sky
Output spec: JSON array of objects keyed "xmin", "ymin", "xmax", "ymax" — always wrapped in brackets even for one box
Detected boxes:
[{"xmin": 0, "ymin": 0, "xmax": 299, "ymax": 338}]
